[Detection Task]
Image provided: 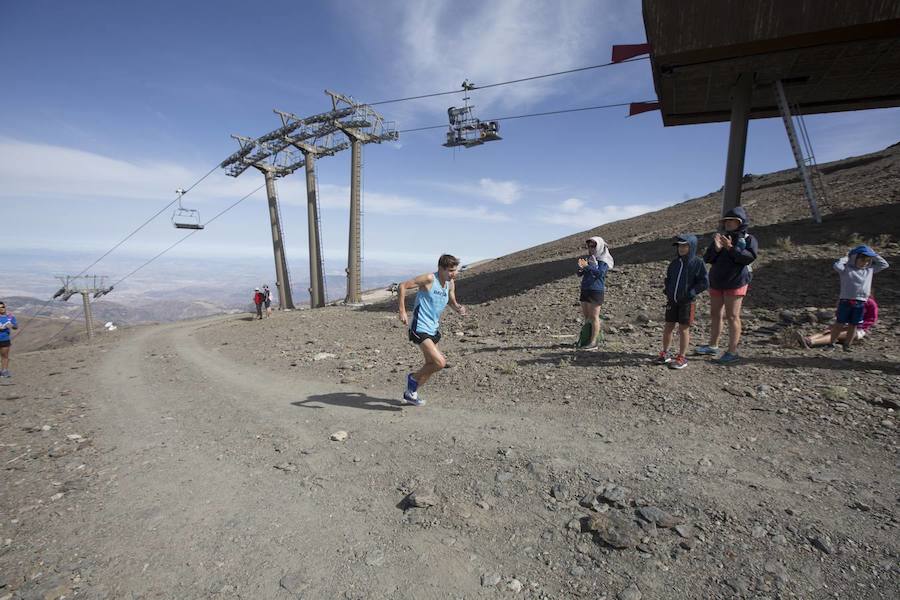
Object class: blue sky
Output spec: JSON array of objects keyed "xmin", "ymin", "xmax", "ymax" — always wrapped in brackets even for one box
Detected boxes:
[{"xmin": 2, "ymin": 0, "xmax": 899, "ymax": 296}]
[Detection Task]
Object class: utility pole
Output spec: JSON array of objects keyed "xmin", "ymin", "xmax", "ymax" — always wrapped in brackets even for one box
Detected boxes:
[
  {"xmin": 275, "ymin": 110, "xmax": 349, "ymax": 308},
  {"xmin": 325, "ymin": 90, "xmax": 398, "ymax": 304},
  {"xmin": 221, "ymin": 135, "xmax": 306, "ymax": 310},
  {"xmin": 54, "ymin": 275, "xmax": 113, "ymax": 339}
]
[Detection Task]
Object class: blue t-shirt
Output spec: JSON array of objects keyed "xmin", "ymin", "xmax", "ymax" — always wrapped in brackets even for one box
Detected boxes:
[
  {"xmin": 409, "ymin": 273, "xmax": 450, "ymax": 336},
  {"xmin": 0, "ymin": 314, "xmax": 17, "ymax": 342}
]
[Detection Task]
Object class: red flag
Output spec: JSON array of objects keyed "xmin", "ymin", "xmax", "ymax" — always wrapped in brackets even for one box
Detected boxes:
[
  {"xmin": 611, "ymin": 43, "xmax": 650, "ymax": 63},
  {"xmin": 629, "ymin": 102, "xmax": 659, "ymax": 117}
]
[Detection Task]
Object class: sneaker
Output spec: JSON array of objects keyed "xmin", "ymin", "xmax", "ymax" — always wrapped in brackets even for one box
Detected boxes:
[
  {"xmin": 715, "ymin": 352, "xmax": 740, "ymax": 365},
  {"xmin": 579, "ymin": 342, "xmax": 599, "ymax": 351},
  {"xmin": 655, "ymin": 351, "xmax": 672, "ymax": 365},
  {"xmin": 0, "ymin": 370, "xmax": 8, "ymax": 378},
  {"xmin": 841, "ymin": 343, "xmax": 854, "ymax": 353},
  {"xmin": 694, "ymin": 345, "xmax": 719, "ymax": 356},
  {"xmin": 403, "ymin": 390, "xmax": 425, "ymax": 406},
  {"xmin": 669, "ymin": 355, "xmax": 688, "ymax": 369},
  {"xmin": 406, "ymin": 373, "xmax": 419, "ymax": 393},
  {"xmin": 823, "ymin": 343, "xmax": 838, "ymax": 351}
]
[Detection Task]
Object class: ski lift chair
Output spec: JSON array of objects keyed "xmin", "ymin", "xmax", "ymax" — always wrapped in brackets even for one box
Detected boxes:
[
  {"xmin": 172, "ymin": 207, "xmax": 204, "ymax": 230},
  {"xmin": 172, "ymin": 188, "xmax": 205, "ymax": 230}
]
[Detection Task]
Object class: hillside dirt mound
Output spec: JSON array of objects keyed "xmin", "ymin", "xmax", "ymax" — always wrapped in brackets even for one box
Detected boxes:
[{"xmin": 0, "ymin": 144, "xmax": 898, "ymax": 599}]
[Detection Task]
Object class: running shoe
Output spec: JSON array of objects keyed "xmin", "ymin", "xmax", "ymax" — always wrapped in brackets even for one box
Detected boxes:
[
  {"xmin": 655, "ymin": 351, "xmax": 672, "ymax": 365},
  {"xmin": 841, "ymin": 344, "xmax": 854, "ymax": 353},
  {"xmin": 578, "ymin": 342, "xmax": 599, "ymax": 351},
  {"xmin": 715, "ymin": 352, "xmax": 740, "ymax": 365},
  {"xmin": 823, "ymin": 343, "xmax": 838, "ymax": 351},
  {"xmin": 403, "ymin": 390, "xmax": 425, "ymax": 406},
  {"xmin": 0, "ymin": 370, "xmax": 8, "ymax": 378},
  {"xmin": 406, "ymin": 373, "xmax": 418, "ymax": 393},
  {"xmin": 669, "ymin": 355, "xmax": 688, "ymax": 369},
  {"xmin": 694, "ymin": 345, "xmax": 719, "ymax": 356}
]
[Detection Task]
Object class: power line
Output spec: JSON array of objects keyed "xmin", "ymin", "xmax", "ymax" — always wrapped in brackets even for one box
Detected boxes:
[
  {"xmin": 396, "ymin": 100, "xmax": 649, "ymax": 134},
  {"xmin": 369, "ymin": 56, "xmax": 649, "ymax": 106}
]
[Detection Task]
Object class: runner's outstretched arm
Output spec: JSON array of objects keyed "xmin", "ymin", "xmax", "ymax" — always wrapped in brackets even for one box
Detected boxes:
[{"xmin": 448, "ymin": 280, "xmax": 467, "ymax": 316}]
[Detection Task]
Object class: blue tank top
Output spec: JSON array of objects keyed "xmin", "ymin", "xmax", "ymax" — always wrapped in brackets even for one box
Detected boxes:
[{"xmin": 410, "ymin": 273, "xmax": 450, "ymax": 336}]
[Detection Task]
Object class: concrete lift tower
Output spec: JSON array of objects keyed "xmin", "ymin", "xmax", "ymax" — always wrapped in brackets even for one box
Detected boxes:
[
  {"xmin": 325, "ymin": 90, "xmax": 399, "ymax": 305},
  {"xmin": 633, "ymin": 0, "xmax": 900, "ymax": 220},
  {"xmin": 220, "ymin": 136, "xmax": 306, "ymax": 310},
  {"xmin": 53, "ymin": 275, "xmax": 113, "ymax": 339},
  {"xmin": 274, "ymin": 110, "xmax": 350, "ymax": 308}
]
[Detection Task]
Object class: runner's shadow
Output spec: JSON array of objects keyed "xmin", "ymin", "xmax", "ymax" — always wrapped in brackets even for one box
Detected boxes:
[{"xmin": 292, "ymin": 392, "xmax": 404, "ymax": 412}]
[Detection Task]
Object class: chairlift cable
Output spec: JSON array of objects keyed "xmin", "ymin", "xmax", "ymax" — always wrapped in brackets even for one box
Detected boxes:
[
  {"xmin": 396, "ymin": 100, "xmax": 647, "ymax": 134},
  {"xmin": 14, "ymin": 163, "xmax": 223, "ymax": 340},
  {"xmin": 109, "ymin": 183, "xmax": 266, "ymax": 288},
  {"xmin": 75, "ymin": 163, "xmax": 221, "ymax": 277},
  {"xmin": 369, "ymin": 56, "xmax": 649, "ymax": 106}
]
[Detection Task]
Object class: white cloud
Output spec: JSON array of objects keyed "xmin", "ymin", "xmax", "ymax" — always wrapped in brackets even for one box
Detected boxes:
[
  {"xmin": 537, "ymin": 197, "xmax": 653, "ymax": 229},
  {"xmin": 344, "ymin": 0, "xmax": 640, "ymax": 125},
  {"xmin": 0, "ymin": 137, "xmax": 263, "ymax": 204},
  {"xmin": 317, "ymin": 183, "xmax": 510, "ymax": 222},
  {"xmin": 439, "ymin": 177, "xmax": 523, "ymax": 205},
  {"xmin": 560, "ymin": 197, "xmax": 585, "ymax": 213}
]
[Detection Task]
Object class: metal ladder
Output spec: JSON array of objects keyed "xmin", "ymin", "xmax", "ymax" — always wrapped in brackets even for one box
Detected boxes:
[
  {"xmin": 314, "ymin": 172, "xmax": 328, "ymax": 302},
  {"xmin": 774, "ymin": 80, "xmax": 824, "ymax": 223}
]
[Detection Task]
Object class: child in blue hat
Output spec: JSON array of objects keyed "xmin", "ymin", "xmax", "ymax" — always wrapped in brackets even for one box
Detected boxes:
[{"xmin": 829, "ymin": 245, "xmax": 889, "ymax": 351}]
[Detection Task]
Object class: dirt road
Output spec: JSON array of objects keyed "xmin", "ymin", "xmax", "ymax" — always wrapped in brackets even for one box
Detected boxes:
[{"xmin": 1, "ymin": 314, "xmax": 897, "ymax": 599}]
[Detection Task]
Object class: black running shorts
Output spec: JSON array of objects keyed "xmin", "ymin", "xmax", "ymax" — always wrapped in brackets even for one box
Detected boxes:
[
  {"xmin": 665, "ymin": 301, "xmax": 695, "ymax": 325},
  {"xmin": 408, "ymin": 329, "xmax": 441, "ymax": 345},
  {"xmin": 579, "ymin": 290, "xmax": 604, "ymax": 304}
]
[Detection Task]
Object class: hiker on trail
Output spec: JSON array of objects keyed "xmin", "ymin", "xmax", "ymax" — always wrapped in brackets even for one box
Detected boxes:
[
  {"xmin": 0, "ymin": 301, "xmax": 18, "ymax": 378},
  {"xmin": 576, "ymin": 236, "xmax": 612, "ymax": 350},
  {"xmin": 263, "ymin": 285, "xmax": 273, "ymax": 317},
  {"xmin": 398, "ymin": 254, "xmax": 466, "ymax": 406},
  {"xmin": 696, "ymin": 207, "xmax": 758, "ymax": 365},
  {"xmin": 801, "ymin": 296, "xmax": 878, "ymax": 349},
  {"xmin": 658, "ymin": 234, "xmax": 708, "ymax": 369},
  {"xmin": 826, "ymin": 246, "xmax": 888, "ymax": 351},
  {"xmin": 253, "ymin": 288, "xmax": 264, "ymax": 320}
]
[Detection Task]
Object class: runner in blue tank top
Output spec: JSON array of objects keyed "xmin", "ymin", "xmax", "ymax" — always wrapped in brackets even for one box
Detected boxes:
[{"xmin": 398, "ymin": 254, "xmax": 466, "ymax": 406}]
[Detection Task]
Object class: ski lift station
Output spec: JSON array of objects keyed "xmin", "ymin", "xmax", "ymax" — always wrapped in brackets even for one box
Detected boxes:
[{"xmin": 637, "ymin": 0, "xmax": 900, "ymax": 219}]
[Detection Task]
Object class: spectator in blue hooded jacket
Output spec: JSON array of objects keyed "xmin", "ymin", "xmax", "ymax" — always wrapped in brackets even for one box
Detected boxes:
[
  {"xmin": 696, "ymin": 207, "xmax": 758, "ymax": 364},
  {"xmin": 576, "ymin": 236, "xmax": 612, "ymax": 350},
  {"xmin": 658, "ymin": 234, "xmax": 708, "ymax": 369}
]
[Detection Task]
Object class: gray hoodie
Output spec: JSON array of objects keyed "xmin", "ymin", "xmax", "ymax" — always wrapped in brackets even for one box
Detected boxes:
[{"xmin": 834, "ymin": 245, "xmax": 889, "ymax": 300}]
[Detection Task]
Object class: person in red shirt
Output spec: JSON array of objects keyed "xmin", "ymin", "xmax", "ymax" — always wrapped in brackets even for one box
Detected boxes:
[{"xmin": 253, "ymin": 288, "xmax": 264, "ymax": 320}]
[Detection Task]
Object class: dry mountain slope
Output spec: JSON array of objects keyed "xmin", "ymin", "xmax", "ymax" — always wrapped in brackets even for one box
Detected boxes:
[{"xmin": 450, "ymin": 141, "xmax": 900, "ymax": 310}]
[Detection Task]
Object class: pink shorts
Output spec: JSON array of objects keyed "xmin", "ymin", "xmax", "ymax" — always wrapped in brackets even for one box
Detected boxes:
[{"xmin": 709, "ymin": 285, "xmax": 749, "ymax": 298}]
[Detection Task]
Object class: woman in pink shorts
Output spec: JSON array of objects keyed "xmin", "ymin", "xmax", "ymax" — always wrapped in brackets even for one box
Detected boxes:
[{"xmin": 695, "ymin": 207, "xmax": 759, "ymax": 364}]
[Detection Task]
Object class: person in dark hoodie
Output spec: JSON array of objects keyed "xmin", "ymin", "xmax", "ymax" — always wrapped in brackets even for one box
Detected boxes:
[
  {"xmin": 696, "ymin": 207, "xmax": 758, "ymax": 364},
  {"xmin": 658, "ymin": 234, "xmax": 709, "ymax": 369}
]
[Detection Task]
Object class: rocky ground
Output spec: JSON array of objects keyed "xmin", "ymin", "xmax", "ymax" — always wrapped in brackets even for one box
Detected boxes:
[{"xmin": 0, "ymin": 144, "xmax": 898, "ymax": 599}]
